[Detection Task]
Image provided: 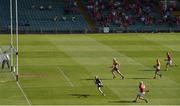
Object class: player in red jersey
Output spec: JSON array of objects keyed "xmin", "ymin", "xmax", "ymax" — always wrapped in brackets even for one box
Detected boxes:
[
  {"xmin": 153, "ymin": 59, "xmax": 162, "ymax": 79},
  {"xmin": 110, "ymin": 58, "xmax": 125, "ymax": 79},
  {"xmin": 133, "ymin": 81, "xmax": 148, "ymax": 103},
  {"xmin": 165, "ymin": 52, "xmax": 177, "ymax": 71}
]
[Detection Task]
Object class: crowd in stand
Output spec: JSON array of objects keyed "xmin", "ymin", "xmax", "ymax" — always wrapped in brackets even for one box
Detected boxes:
[
  {"xmin": 158, "ymin": 1, "xmax": 176, "ymax": 26},
  {"xmin": 176, "ymin": 16, "xmax": 180, "ymax": 25},
  {"xmin": 30, "ymin": 0, "xmax": 79, "ymax": 22},
  {"xmin": 31, "ymin": 4, "xmax": 53, "ymax": 11},
  {"xmin": 86, "ymin": 0, "xmax": 180, "ymax": 27},
  {"xmin": 31, "ymin": 0, "xmax": 79, "ymax": 14},
  {"xmin": 64, "ymin": 0, "xmax": 79, "ymax": 14}
]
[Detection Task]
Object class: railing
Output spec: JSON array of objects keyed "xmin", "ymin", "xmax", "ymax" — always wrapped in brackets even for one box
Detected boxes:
[
  {"xmin": 1, "ymin": 26, "xmax": 180, "ymax": 34},
  {"xmin": 0, "ymin": 26, "xmax": 91, "ymax": 34},
  {"xmin": 97, "ymin": 26, "xmax": 180, "ymax": 33}
]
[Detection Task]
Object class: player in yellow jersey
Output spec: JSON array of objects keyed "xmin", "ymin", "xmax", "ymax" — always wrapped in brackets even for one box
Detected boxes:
[
  {"xmin": 153, "ymin": 59, "xmax": 162, "ymax": 79},
  {"xmin": 110, "ymin": 58, "xmax": 125, "ymax": 79}
]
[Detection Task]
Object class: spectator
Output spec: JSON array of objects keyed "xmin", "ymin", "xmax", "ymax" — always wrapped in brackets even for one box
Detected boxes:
[
  {"xmin": 72, "ymin": 16, "xmax": 76, "ymax": 22},
  {"xmin": 31, "ymin": 5, "xmax": 35, "ymax": 9},
  {"xmin": 176, "ymin": 16, "xmax": 180, "ymax": 25},
  {"xmin": 48, "ymin": 5, "xmax": 52, "ymax": 10},
  {"xmin": 62, "ymin": 16, "xmax": 67, "ymax": 21},
  {"xmin": 39, "ymin": 5, "xmax": 44, "ymax": 10},
  {"xmin": 53, "ymin": 16, "xmax": 58, "ymax": 21}
]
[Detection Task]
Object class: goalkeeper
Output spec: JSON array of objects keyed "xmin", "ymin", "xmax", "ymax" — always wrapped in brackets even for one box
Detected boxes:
[{"xmin": 1, "ymin": 51, "xmax": 10, "ymax": 70}]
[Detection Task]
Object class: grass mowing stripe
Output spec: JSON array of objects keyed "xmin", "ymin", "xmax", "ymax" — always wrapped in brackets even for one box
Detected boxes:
[
  {"xmin": 12, "ymin": 34, "xmax": 179, "ymax": 105},
  {"xmin": 48, "ymin": 35, "xmax": 180, "ymax": 102},
  {"xmin": 16, "ymin": 81, "xmax": 31, "ymax": 105},
  {"xmin": 11, "ymin": 73, "xmax": 31, "ymax": 105},
  {"xmin": 84, "ymin": 36, "xmax": 180, "ymax": 96},
  {"xmin": 141, "ymin": 35, "xmax": 180, "ymax": 51},
  {"xmin": 92, "ymin": 36, "xmax": 180, "ymax": 86},
  {"xmin": 47, "ymin": 36, "xmax": 140, "ymax": 99},
  {"xmin": 57, "ymin": 67, "xmax": 74, "ymax": 87},
  {"xmin": 47, "ymin": 37, "xmax": 122, "ymax": 98}
]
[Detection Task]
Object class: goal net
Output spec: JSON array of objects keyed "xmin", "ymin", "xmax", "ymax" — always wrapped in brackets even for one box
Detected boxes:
[
  {"xmin": 0, "ymin": 40, "xmax": 18, "ymax": 82},
  {"xmin": 0, "ymin": 0, "xmax": 19, "ymax": 82}
]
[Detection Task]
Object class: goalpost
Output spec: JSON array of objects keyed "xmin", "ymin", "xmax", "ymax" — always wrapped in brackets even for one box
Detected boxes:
[
  {"xmin": 0, "ymin": 0, "xmax": 18, "ymax": 82},
  {"xmin": 10, "ymin": 0, "xmax": 19, "ymax": 81}
]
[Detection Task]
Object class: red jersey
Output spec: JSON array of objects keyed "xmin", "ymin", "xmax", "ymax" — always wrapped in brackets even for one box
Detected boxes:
[{"xmin": 139, "ymin": 84, "xmax": 145, "ymax": 93}]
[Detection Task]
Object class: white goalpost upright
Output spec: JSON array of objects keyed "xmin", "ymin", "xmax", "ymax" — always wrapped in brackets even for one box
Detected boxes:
[
  {"xmin": 15, "ymin": 0, "xmax": 19, "ymax": 81},
  {"xmin": 10, "ymin": 0, "xmax": 13, "ymax": 72},
  {"xmin": 10, "ymin": 0, "xmax": 19, "ymax": 81}
]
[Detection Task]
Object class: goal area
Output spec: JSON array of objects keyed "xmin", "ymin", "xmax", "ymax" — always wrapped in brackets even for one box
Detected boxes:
[
  {"xmin": 0, "ymin": 46, "xmax": 16, "ymax": 82},
  {"xmin": 0, "ymin": 0, "xmax": 19, "ymax": 82}
]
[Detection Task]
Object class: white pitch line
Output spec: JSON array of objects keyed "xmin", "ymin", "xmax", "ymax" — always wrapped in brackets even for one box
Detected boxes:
[
  {"xmin": 11, "ymin": 73, "xmax": 31, "ymax": 105},
  {"xmin": 16, "ymin": 81, "xmax": 31, "ymax": 105},
  {"xmin": 57, "ymin": 67, "xmax": 74, "ymax": 87}
]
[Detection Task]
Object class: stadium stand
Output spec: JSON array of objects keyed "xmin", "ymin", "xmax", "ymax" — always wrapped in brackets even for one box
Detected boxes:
[
  {"xmin": 0, "ymin": 0, "xmax": 91, "ymax": 33},
  {"xmin": 82, "ymin": 0, "xmax": 180, "ymax": 32},
  {"xmin": 0, "ymin": 0, "xmax": 180, "ymax": 33}
]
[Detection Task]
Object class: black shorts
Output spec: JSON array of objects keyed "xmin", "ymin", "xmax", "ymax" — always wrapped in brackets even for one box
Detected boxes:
[
  {"xmin": 156, "ymin": 69, "xmax": 160, "ymax": 71},
  {"xmin": 155, "ymin": 69, "xmax": 160, "ymax": 73},
  {"xmin": 112, "ymin": 68, "xmax": 118, "ymax": 71},
  {"xmin": 97, "ymin": 84, "xmax": 103, "ymax": 87}
]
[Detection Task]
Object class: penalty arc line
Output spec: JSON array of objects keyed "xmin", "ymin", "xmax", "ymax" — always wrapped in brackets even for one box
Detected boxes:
[
  {"xmin": 11, "ymin": 73, "xmax": 31, "ymax": 105},
  {"xmin": 57, "ymin": 67, "xmax": 74, "ymax": 87}
]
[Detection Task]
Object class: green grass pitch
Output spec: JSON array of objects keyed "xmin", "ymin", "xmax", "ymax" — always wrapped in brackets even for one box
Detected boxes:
[{"xmin": 0, "ymin": 33, "xmax": 180, "ymax": 105}]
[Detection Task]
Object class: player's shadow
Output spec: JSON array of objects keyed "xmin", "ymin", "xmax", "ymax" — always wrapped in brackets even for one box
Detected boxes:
[
  {"xmin": 143, "ymin": 69, "xmax": 155, "ymax": 71},
  {"xmin": 127, "ymin": 77, "xmax": 153, "ymax": 80},
  {"xmin": 83, "ymin": 78, "xmax": 112, "ymax": 80},
  {"xmin": 0, "ymin": 70, "xmax": 12, "ymax": 73},
  {"xmin": 69, "ymin": 94, "xmax": 90, "ymax": 98},
  {"xmin": 109, "ymin": 100, "xmax": 134, "ymax": 103}
]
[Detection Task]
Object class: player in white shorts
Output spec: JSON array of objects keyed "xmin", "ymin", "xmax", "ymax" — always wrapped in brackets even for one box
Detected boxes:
[
  {"xmin": 165, "ymin": 52, "xmax": 177, "ymax": 71},
  {"xmin": 133, "ymin": 81, "xmax": 148, "ymax": 103}
]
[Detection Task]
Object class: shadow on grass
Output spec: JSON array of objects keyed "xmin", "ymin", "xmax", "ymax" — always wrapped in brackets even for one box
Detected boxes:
[
  {"xmin": 0, "ymin": 80, "xmax": 15, "ymax": 83},
  {"xmin": 127, "ymin": 77, "xmax": 153, "ymax": 80},
  {"xmin": 0, "ymin": 70, "xmax": 12, "ymax": 73},
  {"xmin": 109, "ymin": 100, "xmax": 134, "ymax": 103},
  {"xmin": 69, "ymin": 94, "xmax": 90, "ymax": 98},
  {"xmin": 142, "ymin": 69, "xmax": 155, "ymax": 71},
  {"xmin": 83, "ymin": 78, "xmax": 112, "ymax": 80}
]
